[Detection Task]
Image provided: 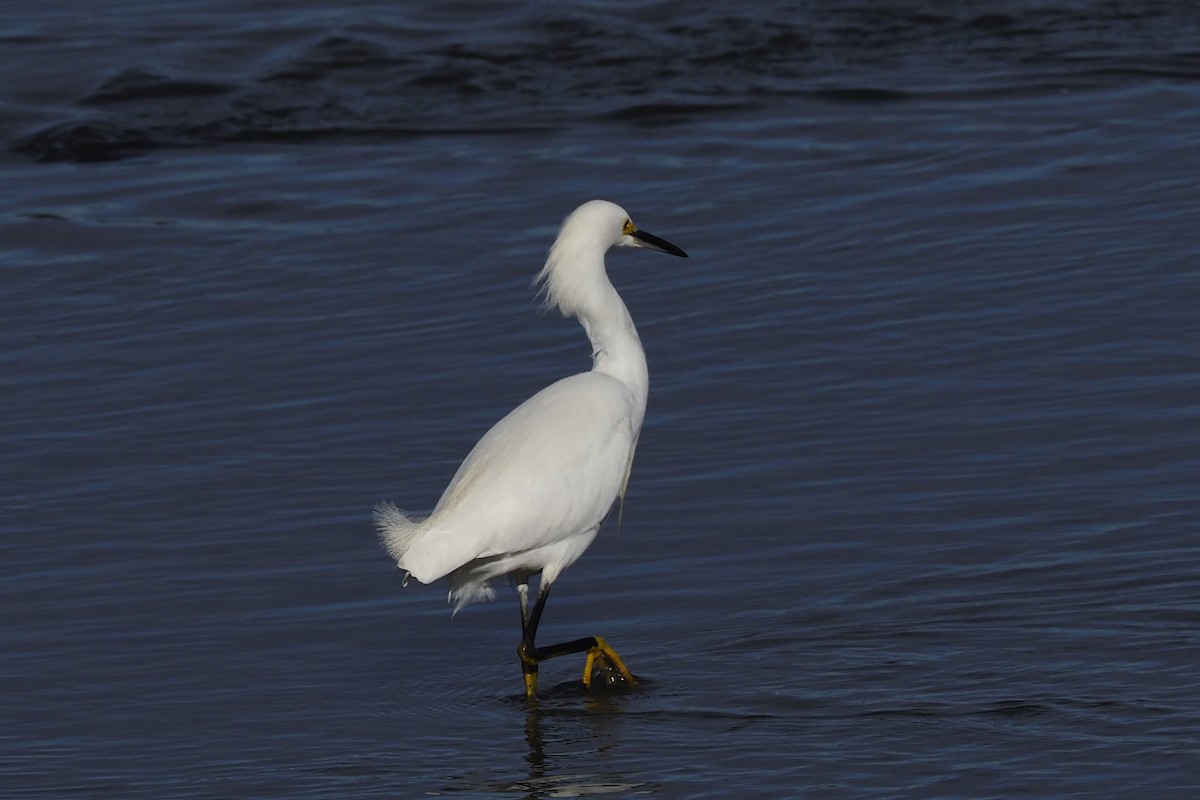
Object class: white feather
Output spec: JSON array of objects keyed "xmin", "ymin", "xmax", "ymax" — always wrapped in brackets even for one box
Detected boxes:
[{"xmin": 375, "ymin": 199, "xmax": 680, "ymax": 613}]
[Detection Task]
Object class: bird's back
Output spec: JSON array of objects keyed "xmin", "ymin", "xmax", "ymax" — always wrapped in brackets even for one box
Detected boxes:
[{"xmin": 398, "ymin": 370, "xmax": 643, "ymax": 584}]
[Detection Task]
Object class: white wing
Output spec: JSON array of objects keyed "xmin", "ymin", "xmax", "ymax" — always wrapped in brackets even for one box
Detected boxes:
[{"xmin": 399, "ymin": 371, "xmax": 639, "ymax": 583}]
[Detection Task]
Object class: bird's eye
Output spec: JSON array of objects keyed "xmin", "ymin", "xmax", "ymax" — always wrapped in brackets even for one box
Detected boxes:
[{"xmin": 622, "ymin": 219, "xmax": 635, "ymax": 235}]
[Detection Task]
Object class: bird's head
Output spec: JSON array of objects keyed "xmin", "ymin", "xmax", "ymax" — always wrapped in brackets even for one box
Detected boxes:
[
  {"xmin": 568, "ymin": 199, "xmax": 689, "ymax": 257},
  {"xmin": 538, "ymin": 200, "xmax": 687, "ymax": 316}
]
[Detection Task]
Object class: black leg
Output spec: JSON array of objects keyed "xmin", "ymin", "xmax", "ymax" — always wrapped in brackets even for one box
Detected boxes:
[
  {"xmin": 518, "ymin": 581, "xmax": 551, "ymax": 697},
  {"xmin": 516, "ymin": 578, "xmax": 530, "ymax": 636},
  {"xmin": 517, "ymin": 580, "xmax": 636, "ymax": 698}
]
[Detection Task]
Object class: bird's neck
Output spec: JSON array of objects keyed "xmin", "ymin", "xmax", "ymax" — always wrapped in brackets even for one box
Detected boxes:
[{"xmin": 578, "ymin": 280, "xmax": 649, "ymax": 406}]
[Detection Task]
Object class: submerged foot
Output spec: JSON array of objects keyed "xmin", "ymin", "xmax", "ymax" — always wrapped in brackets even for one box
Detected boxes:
[
  {"xmin": 518, "ymin": 635, "xmax": 636, "ymax": 698},
  {"xmin": 582, "ymin": 636, "xmax": 637, "ymax": 690}
]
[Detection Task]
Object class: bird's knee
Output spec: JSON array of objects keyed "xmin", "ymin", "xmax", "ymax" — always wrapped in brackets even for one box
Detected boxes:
[{"xmin": 517, "ymin": 640, "xmax": 539, "ymax": 667}]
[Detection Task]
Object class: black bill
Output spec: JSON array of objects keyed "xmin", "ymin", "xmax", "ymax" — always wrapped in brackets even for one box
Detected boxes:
[{"xmin": 631, "ymin": 228, "xmax": 688, "ymax": 258}]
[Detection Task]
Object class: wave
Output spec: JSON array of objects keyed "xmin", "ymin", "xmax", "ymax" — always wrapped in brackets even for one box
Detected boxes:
[{"xmin": 11, "ymin": 4, "xmax": 1200, "ymax": 162}]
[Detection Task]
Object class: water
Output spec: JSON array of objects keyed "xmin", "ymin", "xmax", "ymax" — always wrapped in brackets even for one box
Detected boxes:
[{"xmin": 3, "ymin": 2, "xmax": 1199, "ymax": 797}]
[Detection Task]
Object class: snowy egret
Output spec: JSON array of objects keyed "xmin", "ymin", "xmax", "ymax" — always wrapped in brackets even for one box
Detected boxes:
[{"xmin": 375, "ymin": 199, "xmax": 687, "ymax": 698}]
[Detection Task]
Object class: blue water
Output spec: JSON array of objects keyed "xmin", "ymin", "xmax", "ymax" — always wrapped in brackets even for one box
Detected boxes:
[{"xmin": 3, "ymin": 2, "xmax": 1199, "ymax": 797}]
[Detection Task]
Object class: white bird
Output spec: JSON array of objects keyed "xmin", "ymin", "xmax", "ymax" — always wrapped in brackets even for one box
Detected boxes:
[{"xmin": 375, "ymin": 199, "xmax": 687, "ymax": 697}]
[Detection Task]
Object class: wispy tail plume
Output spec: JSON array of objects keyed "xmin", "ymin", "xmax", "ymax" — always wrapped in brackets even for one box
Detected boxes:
[{"xmin": 374, "ymin": 502, "xmax": 426, "ymax": 572}]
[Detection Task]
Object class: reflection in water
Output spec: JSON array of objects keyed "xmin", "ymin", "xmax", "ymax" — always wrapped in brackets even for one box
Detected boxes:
[
  {"xmin": 511, "ymin": 693, "xmax": 651, "ymax": 799},
  {"xmin": 522, "ymin": 700, "xmax": 549, "ymax": 796}
]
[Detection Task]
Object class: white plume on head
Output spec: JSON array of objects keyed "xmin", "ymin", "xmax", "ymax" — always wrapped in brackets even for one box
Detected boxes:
[{"xmin": 535, "ymin": 200, "xmax": 630, "ymax": 318}]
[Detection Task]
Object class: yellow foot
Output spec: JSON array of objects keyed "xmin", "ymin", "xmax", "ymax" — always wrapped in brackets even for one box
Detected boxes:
[{"xmin": 582, "ymin": 636, "xmax": 637, "ymax": 690}]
